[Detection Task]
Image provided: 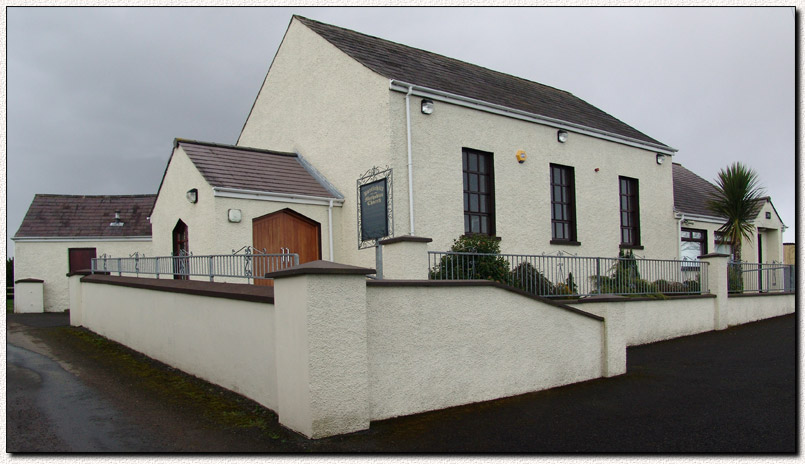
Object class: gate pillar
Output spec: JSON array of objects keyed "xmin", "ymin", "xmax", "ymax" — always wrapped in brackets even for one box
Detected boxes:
[{"xmin": 268, "ymin": 261, "xmax": 375, "ymax": 438}]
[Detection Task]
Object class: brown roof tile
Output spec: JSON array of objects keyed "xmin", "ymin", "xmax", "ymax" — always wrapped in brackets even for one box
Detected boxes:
[
  {"xmin": 177, "ymin": 140, "xmax": 339, "ymax": 199},
  {"xmin": 14, "ymin": 194, "xmax": 155, "ymax": 238},
  {"xmin": 296, "ymin": 15, "xmax": 669, "ymax": 149}
]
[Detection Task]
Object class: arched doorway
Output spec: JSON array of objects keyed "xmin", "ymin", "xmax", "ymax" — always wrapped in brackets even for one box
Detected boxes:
[
  {"xmin": 252, "ymin": 209, "xmax": 321, "ymax": 286},
  {"xmin": 172, "ymin": 219, "xmax": 189, "ymax": 280}
]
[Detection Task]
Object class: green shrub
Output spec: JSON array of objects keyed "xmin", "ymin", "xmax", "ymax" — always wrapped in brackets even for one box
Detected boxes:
[
  {"xmin": 509, "ymin": 262, "xmax": 554, "ymax": 296},
  {"xmin": 429, "ymin": 235, "xmax": 511, "ymax": 283}
]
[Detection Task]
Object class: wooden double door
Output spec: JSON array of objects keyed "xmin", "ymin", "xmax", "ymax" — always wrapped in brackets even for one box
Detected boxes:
[{"xmin": 252, "ymin": 209, "xmax": 321, "ymax": 286}]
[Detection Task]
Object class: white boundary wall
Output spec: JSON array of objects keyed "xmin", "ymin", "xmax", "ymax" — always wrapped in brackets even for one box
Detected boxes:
[
  {"xmin": 366, "ymin": 283, "xmax": 611, "ymax": 421},
  {"xmin": 77, "ymin": 280, "xmax": 278, "ymax": 410},
  {"xmin": 70, "ymin": 255, "xmax": 794, "ymax": 439},
  {"xmin": 726, "ymin": 294, "xmax": 796, "ymax": 327},
  {"xmin": 571, "ymin": 297, "xmax": 717, "ymax": 347}
]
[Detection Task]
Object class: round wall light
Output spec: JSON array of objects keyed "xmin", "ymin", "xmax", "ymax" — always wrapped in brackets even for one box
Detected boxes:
[
  {"xmin": 186, "ymin": 188, "xmax": 198, "ymax": 204},
  {"xmin": 557, "ymin": 130, "xmax": 568, "ymax": 143},
  {"xmin": 228, "ymin": 208, "xmax": 242, "ymax": 223},
  {"xmin": 421, "ymin": 99, "xmax": 434, "ymax": 115},
  {"xmin": 656, "ymin": 153, "xmax": 666, "ymax": 165}
]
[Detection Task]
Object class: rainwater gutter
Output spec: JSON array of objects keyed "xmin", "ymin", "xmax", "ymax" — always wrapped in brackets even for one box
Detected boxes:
[
  {"xmin": 389, "ymin": 80, "xmax": 678, "ymax": 156},
  {"xmin": 405, "ymin": 85, "xmax": 416, "ymax": 235}
]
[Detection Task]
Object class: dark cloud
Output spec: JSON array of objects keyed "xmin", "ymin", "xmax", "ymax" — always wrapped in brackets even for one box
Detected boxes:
[{"xmin": 6, "ymin": 6, "xmax": 795, "ymax": 256}]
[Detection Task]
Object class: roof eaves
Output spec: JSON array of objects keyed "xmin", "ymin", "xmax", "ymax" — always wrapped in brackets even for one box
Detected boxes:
[
  {"xmin": 295, "ymin": 153, "xmax": 344, "ymax": 200},
  {"xmin": 390, "ymin": 80, "xmax": 677, "ymax": 154}
]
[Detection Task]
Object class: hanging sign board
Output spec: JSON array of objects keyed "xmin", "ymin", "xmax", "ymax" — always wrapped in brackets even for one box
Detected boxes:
[
  {"xmin": 357, "ymin": 166, "xmax": 393, "ymax": 249},
  {"xmin": 360, "ymin": 179, "xmax": 388, "ymax": 241}
]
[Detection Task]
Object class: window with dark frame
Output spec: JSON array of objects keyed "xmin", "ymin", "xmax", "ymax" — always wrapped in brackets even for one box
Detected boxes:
[
  {"xmin": 714, "ymin": 231, "xmax": 735, "ymax": 260},
  {"xmin": 550, "ymin": 164, "xmax": 577, "ymax": 243},
  {"xmin": 462, "ymin": 148, "xmax": 495, "ymax": 236},
  {"xmin": 680, "ymin": 228, "xmax": 707, "ymax": 262},
  {"xmin": 619, "ymin": 176, "xmax": 640, "ymax": 247}
]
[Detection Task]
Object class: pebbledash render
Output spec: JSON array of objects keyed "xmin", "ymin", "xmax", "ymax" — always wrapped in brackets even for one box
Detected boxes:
[
  {"xmin": 237, "ymin": 16, "xmax": 683, "ymax": 268},
  {"xmin": 14, "ymin": 15, "xmax": 786, "ymax": 311}
]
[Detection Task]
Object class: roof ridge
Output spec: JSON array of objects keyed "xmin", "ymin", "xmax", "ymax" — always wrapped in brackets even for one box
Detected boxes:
[
  {"xmin": 293, "ymin": 15, "xmax": 666, "ymax": 149},
  {"xmin": 176, "ymin": 138, "xmax": 298, "ymax": 157},
  {"xmin": 294, "ymin": 15, "xmax": 576, "ymax": 99},
  {"xmin": 34, "ymin": 193, "xmax": 156, "ymax": 198}
]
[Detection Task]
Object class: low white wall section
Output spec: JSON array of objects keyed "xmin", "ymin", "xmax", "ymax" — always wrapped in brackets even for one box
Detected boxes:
[
  {"xmin": 571, "ymin": 296, "xmax": 717, "ymax": 347},
  {"xmin": 14, "ymin": 279, "xmax": 44, "ymax": 313},
  {"xmin": 726, "ymin": 294, "xmax": 795, "ymax": 327},
  {"xmin": 366, "ymin": 283, "xmax": 607, "ymax": 421},
  {"xmin": 79, "ymin": 278, "xmax": 277, "ymax": 410}
]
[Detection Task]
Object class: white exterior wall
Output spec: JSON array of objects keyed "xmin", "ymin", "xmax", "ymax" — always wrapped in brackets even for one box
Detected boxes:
[
  {"xmin": 745, "ymin": 201, "xmax": 785, "ymax": 263},
  {"xmin": 80, "ymin": 282, "xmax": 278, "ymax": 410},
  {"xmin": 679, "ymin": 199, "xmax": 784, "ymax": 264},
  {"xmin": 238, "ymin": 17, "xmax": 679, "ymax": 268},
  {"xmin": 238, "ymin": 18, "xmax": 393, "ymax": 268},
  {"xmin": 13, "ymin": 239, "xmax": 151, "ymax": 312},
  {"xmin": 572, "ymin": 297, "xmax": 717, "ymax": 347},
  {"xmin": 366, "ymin": 285, "xmax": 605, "ymax": 421},
  {"xmin": 150, "ymin": 147, "xmax": 216, "ymax": 258},
  {"xmin": 402, "ymin": 97, "xmax": 678, "ymax": 259},
  {"xmin": 212, "ymin": 196, "xmax": 337, "ymax": 260},
  {"xmin": 150, "ymin": 146, "xmax": 339, "ymax": 278}
]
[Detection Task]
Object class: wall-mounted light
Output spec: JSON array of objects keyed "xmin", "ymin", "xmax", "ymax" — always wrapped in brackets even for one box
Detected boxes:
[
  {"xmin": 766, "ymin": 212, "xmax": 771, "ymax": 219},
  {"xmin": 228, "ymin": 209, "xmax": 242, "ymax": 223},
  {"xmin": 656, "ymin": 153, "xmax": 666, "ymax": 165},
  {"xmin": 186, "ymin": 188, "xmax": 198, "ymax": 204},
  {"xmin": 557, "ymin": 130, "xmax": 568, "ymax": 143},
  {"xmin": 421, "ymin": 99, "xmax": 434, "ymax": 115}
]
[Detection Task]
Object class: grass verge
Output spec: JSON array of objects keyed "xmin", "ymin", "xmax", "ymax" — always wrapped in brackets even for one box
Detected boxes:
[{"xmin": 44, "ymin": 326, "xmax": 297, "ymax": 444}]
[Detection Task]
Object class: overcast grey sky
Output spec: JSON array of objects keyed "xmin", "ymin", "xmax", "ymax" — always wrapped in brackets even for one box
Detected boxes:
[{"xmin": 5, "ymin": 6, "xmax": 796, "ymax": 257}]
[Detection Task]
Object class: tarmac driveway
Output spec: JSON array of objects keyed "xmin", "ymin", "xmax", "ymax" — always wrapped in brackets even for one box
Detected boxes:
[{"xmin": 6, "ymin": 312, "xmax": 797, "ymax": 453}]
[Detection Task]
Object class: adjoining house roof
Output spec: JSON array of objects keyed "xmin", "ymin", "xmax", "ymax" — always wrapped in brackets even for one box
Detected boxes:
[
  {"xmin": 295, "ymin": 15, "xmax": 669, "ymax": 149},
  {"xmin": 672, "ymin": 163, "xmax": 776, "ymax": 223},
  {"xmin": 14, "ymin": 194, "xmax": 156, "ymax": 239},
  {"xmin": 175, "ymin": 139, "xmax": 340, "ymax": 199},
  {"xmin": 672, "ymin": 163, "xmax": 720, "ymax": 218}
]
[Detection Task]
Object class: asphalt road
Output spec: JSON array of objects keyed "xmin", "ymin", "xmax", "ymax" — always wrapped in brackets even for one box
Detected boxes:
[{"xmin": 6, "ymin": 311, "xmax": 797, "ymax": 453}]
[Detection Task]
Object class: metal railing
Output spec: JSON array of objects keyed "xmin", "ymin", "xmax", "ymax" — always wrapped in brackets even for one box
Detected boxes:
[
  {"xmin": 728, "ymin": 261, "xmax": 794, "ymax": 294},
  {"xmin": 91, "ymin": 247, "xmax": 299, "ymax": 283},
  {"xmin": 428, "ymin": 251, "xmax": 708, "ymax": 298}
]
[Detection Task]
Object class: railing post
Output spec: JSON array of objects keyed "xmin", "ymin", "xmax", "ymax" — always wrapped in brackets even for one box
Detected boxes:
[
  {"xmin": 118, "ymin": 258, "xmax": 122, "ymax": 276},
  {"xmin": 596, "ymin": 258, "xmax": 602, "ymax": 294},
  {"xmin": 209, "ymin": 256, "xmax": 214, "ymax": 282},
  {"xmin": 156, "ymin": 257, "xmax": 160, "ymax": 279}
]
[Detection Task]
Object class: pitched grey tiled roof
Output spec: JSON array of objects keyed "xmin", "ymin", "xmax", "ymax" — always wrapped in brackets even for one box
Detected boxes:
[
  {"xmin": 673, "ymin": 163, "xmax": 770, "ymax": 220},
  {"xmin": 672, "ymin": 163, "xmax": 720, "ymax": 218},
  {"xmin": 296, "ymin": 15, "xmax": 669, "ymax": 148},
  {"xmin": 177, "ymin": 140, "xmax": 339, "ymax": 198},
  {"xmin": 14, "ymin": 194, "xmax": 155, "ymax": 238}
]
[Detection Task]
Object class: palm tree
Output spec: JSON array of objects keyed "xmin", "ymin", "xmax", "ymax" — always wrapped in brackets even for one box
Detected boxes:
[{"xmin": 707, "ymin": 162, "xmax": 765, "ymax": 262}]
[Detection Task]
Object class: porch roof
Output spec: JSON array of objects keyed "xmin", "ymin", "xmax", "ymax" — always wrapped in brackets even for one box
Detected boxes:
[{"xmin": 177, "ymin": 139, "xmax": 340, "ymax": 199}]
